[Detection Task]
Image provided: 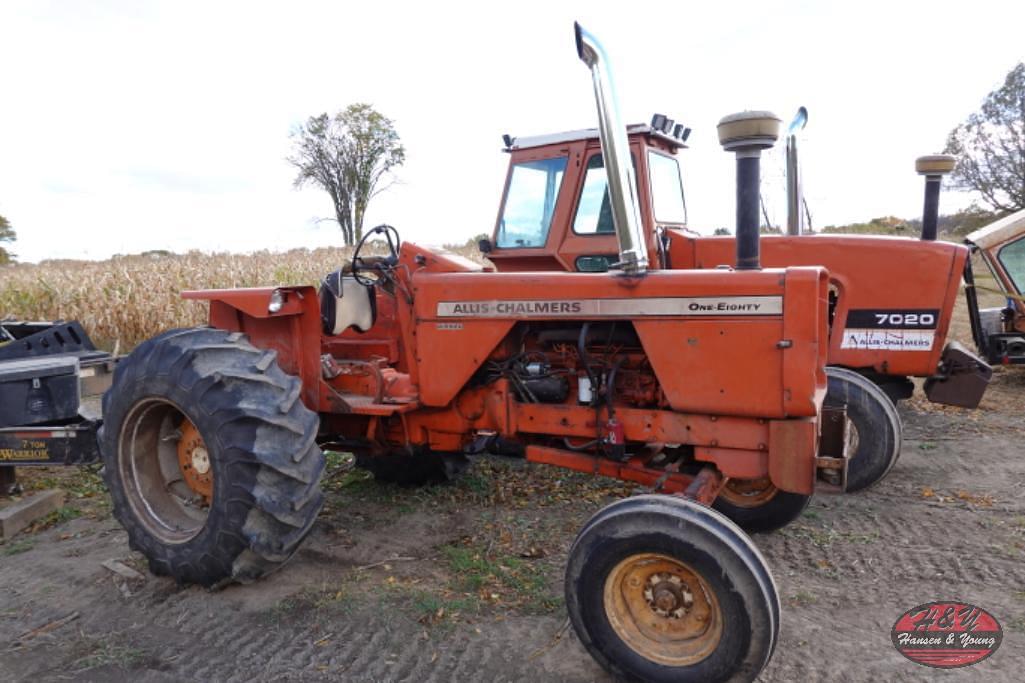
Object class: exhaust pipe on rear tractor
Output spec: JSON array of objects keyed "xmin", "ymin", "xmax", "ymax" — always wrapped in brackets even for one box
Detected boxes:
[
  {"xmin": 718, "ymin": 111, "xmax": 782, "ymax": 269},
  {"xmin": 785, "ymin": 107, "xmax": 808, "ymax": 236},
  {"xmin": 915, "ymin": 155, "xmax": 956, "ymax": 241},
  {"xmin": 574, "ymin": 22, "xmax": 648, "ymax": 275}
]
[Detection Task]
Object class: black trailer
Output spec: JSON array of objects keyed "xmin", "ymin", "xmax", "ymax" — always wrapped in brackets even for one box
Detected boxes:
[{"xmin": 0, "ymin": 320, "xmax": 114, "ymax": 494}]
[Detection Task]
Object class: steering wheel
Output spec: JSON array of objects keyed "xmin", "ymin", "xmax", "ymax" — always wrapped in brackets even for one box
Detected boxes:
[{"xmin": 351, "ymin": 224, "xmax": 401, "ymax": 286}]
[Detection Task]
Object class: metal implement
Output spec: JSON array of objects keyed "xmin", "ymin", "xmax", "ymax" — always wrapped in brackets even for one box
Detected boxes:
[{"xmin": 0, "ymin": 320, "xmax": 115, "ymax": 495}]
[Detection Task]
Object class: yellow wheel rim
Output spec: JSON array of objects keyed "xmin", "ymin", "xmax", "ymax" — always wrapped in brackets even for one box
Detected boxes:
[
  {"xmin": 603, "ymin": 552, "xmax": 723, "ymax": 666},
  {"xmin": 719, "ymin": 477, "xmax": 778, "ymax": 509}
]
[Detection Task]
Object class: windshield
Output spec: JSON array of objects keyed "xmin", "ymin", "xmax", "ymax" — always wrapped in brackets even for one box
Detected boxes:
[
  {"xmin": 648, "ymin": 150, "xmax": 687, "ymax": 224},
  {"xmin": 998, "ymin": 236, "xmax": 1025, "ymax": 293},
  {"xmin": 496, "ymin": 157, "xmax": 567, "ymax": 248}
]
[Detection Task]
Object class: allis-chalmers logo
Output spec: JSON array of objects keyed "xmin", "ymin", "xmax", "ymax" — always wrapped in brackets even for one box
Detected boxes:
[{"xmin": 891, "ymin": 601, "xmax": 1002, "ymax": 669}]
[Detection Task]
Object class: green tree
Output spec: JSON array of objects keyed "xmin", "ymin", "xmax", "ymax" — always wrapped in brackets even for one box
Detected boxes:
[
  {"xmin": 0, "ymin": 213, "xmax": 15, "ymax": 264},
  {"xmin": 288, "ymin": 103, "xmax": 405, "ymax": 246},
  {"xmin": 944, "ymin": 63, "xmax": 1025, "ymax": 213}
]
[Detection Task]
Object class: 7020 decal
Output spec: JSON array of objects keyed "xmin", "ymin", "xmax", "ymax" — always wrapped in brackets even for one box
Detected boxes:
[
  {"xmin": 846, "ymin": 309, "xmax": 940, "ymax": 330},
  {"xmin": 873, "ymin": 312, "xmax": 936, "ymax": 327}
]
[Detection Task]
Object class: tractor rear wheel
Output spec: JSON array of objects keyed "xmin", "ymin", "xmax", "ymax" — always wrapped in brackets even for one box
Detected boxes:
[
  {"xmin": 99, "ymin": 328, "xmax": 325, "ymax": 586},
  {"xmin": 825, "ymin": 367, "xmax": 902, "ymax": 492},
  {"xmin": 711, "ymin": 478, "xmax": 810, "ymax": 533},
  {"xmin": 566, "ymin": 495, "xmax": 779, "ymax": 683}
]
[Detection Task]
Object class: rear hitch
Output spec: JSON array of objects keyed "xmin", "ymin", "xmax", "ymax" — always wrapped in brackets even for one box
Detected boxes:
[{"xmin": 815, "ymin": 404, "xmax": 849, "ymax": 493}]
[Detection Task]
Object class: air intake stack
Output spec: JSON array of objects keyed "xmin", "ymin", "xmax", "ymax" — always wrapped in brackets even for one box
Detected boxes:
[
  {"xmin": 718, "ymin": 111, "xmax": 782, "ymax": 270},
  {"xmin": 575, "ymin": 22, "xmax": 648, "ymax": 275},
  {"xmin": 785, "ymin": 107, "xmax": 808, "ymax": 236},
  {"xmin": 915, "ymin": 155, "xmax": 956, "ymax": 241}
]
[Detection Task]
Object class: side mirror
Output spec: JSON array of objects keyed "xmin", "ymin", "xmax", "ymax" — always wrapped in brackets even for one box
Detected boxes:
[{"xmin": 478, "ymin": 238, "xmax": 494, "ymax": 254}]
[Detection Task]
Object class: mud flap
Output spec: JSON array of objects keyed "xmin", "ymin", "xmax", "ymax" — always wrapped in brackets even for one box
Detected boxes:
[
  {"xmin": 767, "ymin": 417, "xmax": 818, "ymax": 495},
  {"xmin": 924, "ymin": 341, "xmax": 992, "ymax": 409}
]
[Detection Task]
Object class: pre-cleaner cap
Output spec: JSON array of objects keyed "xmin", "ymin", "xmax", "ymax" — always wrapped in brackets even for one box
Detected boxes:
[
  {"xmin": 915, "ymin": 154, "xmax": 956, "ymax": 175},
  {"xmin": 717, "ymin": 111, "xmax": 782, "ymax": 151}
]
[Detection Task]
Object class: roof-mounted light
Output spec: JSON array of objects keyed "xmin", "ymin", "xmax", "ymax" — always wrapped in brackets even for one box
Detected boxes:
[{"xmin": 268, "ymin": 289, "xmax": 286, "ymax": 314}]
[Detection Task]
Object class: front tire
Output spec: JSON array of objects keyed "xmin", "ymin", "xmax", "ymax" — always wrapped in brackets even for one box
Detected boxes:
[
  {"xmin": 825, "ymin": 367, "xmax": 902, "ymax": 492},
  {"xmin": 99, "ymin": 328, "xmax": 325, "ymax": 586},
  {"xmin": 566, "ymin": 495, "xmax": 779, "ymax": 683},
  {"xmin": 712, "ymin": 478, "xmax": 810, "ymax": 533}
]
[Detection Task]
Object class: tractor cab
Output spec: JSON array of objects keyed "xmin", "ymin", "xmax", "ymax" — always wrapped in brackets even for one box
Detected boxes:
[
  {"xmin": 965, "ymin": 209, "xmax": 1025, "ymax": 364},
  {"xmin": 485, "ymin": 117, "xmax": 692, "ymax": 273}
]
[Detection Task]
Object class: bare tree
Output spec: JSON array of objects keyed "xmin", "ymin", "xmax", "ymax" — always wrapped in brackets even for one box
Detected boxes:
[
  {"xmin": 289, "ymin": 104, "xmax": 405, "ymax": 245},
  {"xmin": 0, "ymin": 213, "xmax": 15, "ymax": 264},
  {"xmin": 944, "ymin": 63, "xmax": 1025, "ymax": 213}
]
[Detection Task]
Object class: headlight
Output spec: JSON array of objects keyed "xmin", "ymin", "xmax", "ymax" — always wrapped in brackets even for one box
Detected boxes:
[{"xmin": 268, "ymin": 289, "xmax": 286, "ymax": 314}]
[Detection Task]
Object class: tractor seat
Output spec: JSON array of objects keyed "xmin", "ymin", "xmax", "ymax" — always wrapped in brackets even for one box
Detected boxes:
[{"xmin": 319, "ymin": 269, "xmax": 377, "ymax": 335}]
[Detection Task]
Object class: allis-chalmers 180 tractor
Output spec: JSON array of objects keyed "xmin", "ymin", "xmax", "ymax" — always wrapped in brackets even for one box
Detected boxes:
[
  {"xmin": 99, "ymin": 25, "xmax": 842, "ymax": 682},
  {"xmin": 483, "ymin": 94, "xmax": 995, "ymax": 526}
]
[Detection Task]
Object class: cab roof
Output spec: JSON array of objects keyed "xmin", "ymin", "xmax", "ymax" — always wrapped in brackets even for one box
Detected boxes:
[
  {"xmin": 966, "ymin": 208, "xmax": 1025, "ymax": 250},
  {"xmin": 504, "ymin": 124, "xmax": 688, "ymax": 152}
]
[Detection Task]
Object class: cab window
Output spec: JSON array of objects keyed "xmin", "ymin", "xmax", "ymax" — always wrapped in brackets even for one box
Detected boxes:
[
  {"xmin": 648, "ymin": 150, "xmax": 687, "ymax": 224},
  {"xmin": 573, "ymin": 154, "xmax": 616, "ymax": 235},
  {"xmin": 998, "ymin": 237, "xmax": 1025, "ymax": 293},
  {"xmin": 496, "ymin": 157, "xmax": 567, "ymax": 248}
]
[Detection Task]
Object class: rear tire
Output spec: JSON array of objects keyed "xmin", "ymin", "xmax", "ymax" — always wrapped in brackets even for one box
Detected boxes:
[
  {"xmin": 825, "ymin": 367, "xmax": 902, "ymax": 492},
  {"xmin": 99, "ymin": 327, "xmax": 325, "ymax": 586},
  {"xmin": 566, "ymin": 495, "xmax": 779, "ymax": 683},
  {"xmin": 712, "ymin": 479, "xmax": 810, "ymax": 533}
]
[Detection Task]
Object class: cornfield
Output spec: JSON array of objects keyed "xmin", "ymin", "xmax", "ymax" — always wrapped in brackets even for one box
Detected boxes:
[{"xmin": 0, "ymin": 248, "xmax": 354, "ymax": 351}]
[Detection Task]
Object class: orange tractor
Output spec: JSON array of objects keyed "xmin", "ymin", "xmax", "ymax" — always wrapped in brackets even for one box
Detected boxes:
[
  {"xmin": 99, "ymin": 24, "xmax": 842, "ymax": 682},
  {"xmin": 483, "ymin": 95, "xmax": 993, "ymax": 524}
]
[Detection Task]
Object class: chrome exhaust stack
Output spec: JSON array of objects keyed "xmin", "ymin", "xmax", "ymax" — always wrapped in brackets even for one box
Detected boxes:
[
  {"xmin": 575, "ymin": 22, "xmax": 648, "ymax": 275},
  {"xmin": 915, "ymin": 155, "xmax": 956, "ymax": 241},
  {"xmin": 718, "ymin": 111, "xmax": 782, "ymax": 270},
  {"xmin": 785, "ymin": 107, "xmax": 808, "ymax": 236}
]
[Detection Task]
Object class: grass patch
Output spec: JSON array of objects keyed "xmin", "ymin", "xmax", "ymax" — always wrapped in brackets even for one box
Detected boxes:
[
  {"xmin": 26, "ymin": 506, "xmax": 82, "ymax": 533},
  {"xmin": 441, "ymin": 543, "xmax": 559, "ymax": 614},
  {"xmin": 72, "ymin": 641, "xmax": 148, "ymax": 671},
  {"xmin": 787, "ymin": 591, "xmax": 818, "ymax": 607},
  {"xmin": 1, "ymin": 538, "xmax": 35, "ymax": 556},
  {"xmin": 24, "ymin": 466, "xmax": 106, "ymax": 500}
]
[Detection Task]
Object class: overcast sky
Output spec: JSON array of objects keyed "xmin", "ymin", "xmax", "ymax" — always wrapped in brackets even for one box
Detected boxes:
[{"xmin": 1, "ymin": 0, "xmax": 1023, "ymax": 263}]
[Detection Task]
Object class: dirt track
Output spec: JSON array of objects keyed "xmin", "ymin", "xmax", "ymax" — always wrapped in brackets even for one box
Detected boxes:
[{"xmin": 2, "ymin": 368, "xmax": 1025, "ymax": 682}]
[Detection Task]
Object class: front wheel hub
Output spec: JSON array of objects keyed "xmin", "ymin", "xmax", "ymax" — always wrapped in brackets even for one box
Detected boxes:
[{"xmin": 645, "ymin": 573, "xmax": 693, "ymax": 618}]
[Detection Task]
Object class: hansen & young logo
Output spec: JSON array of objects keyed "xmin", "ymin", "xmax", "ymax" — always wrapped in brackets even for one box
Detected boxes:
[{"xmin": 891, "ymin": 601, "xmax": 1001, "ymax": 669}]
